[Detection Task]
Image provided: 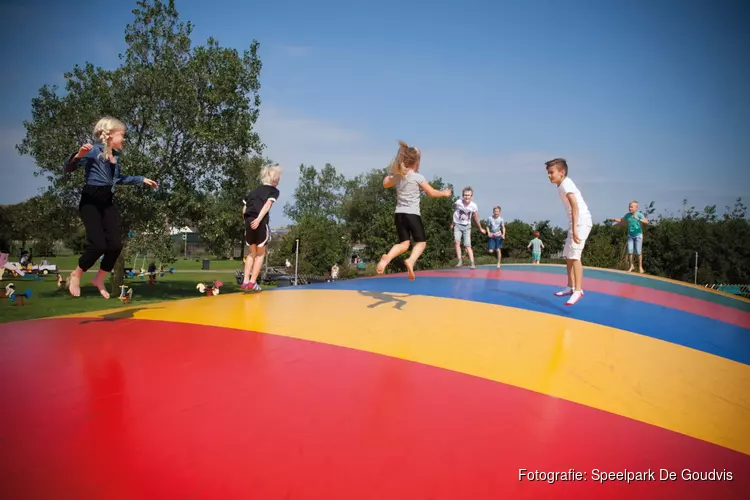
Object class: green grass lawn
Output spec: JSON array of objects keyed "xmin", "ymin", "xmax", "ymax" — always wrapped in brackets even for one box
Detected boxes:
[
  {"xmin": 38, "ymin": 255, "xmax": 244, "ymax": 272},
  {"xmin": 0, "ymin": 271, "xmax": 254, "ymax": 324}
]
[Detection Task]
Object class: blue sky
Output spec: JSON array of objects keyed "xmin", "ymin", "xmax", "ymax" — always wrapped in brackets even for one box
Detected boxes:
[{"xmin": 1, "ymin": 0, "xmax": 748, "ymax": 229}]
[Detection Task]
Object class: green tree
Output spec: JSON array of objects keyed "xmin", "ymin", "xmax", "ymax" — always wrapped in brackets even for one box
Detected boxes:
[
  {"xmin": 284, "ymin": 163, "xmax": 347, "ymax": 222},
  {"xmin": 280, "ymin": 163, "xmax": 350, "ymax": 275},
  {"xmin": 16, "ymin": 0, "xmax": 264, "ymax": 294},
  {"xmin": 277, "ymin": 216, "xmax": 350, "ymax": 276},
  {"xmin": 341, "ymin": 168, "xmax": 397, "ymax": 262},
  {"xmin": 196, "ymin": 155, "xmax": 270, "ymax": 258},
  {"xmin": 413, "ymin": 177, "xmax": 455, "ymax": 270}
]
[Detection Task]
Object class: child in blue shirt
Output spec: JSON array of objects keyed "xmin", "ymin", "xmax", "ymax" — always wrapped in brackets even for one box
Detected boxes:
[
  {"xmin": 613, "ymin": 200, "xmax": 648, "ymax": 273},
  {"xmin": 527, "ymin": 232, "xmax": 545, "ymax": 264},
  {"xmin": 485, "ymin": 206, "xmax": 505, "ymax": 268},
  {"xmin": 63, "ymin": 116, "xmax": 158, "ymax": 298}
]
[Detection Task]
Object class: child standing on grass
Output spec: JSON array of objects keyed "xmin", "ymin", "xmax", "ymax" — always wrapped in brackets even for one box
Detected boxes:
[
  {"xmin": 545, "ymin": 158, "xmax": 592, "ymax": 306},
  {"xmin": 241, "ymin": 164, "xmax": 282, "ymax": 292},
  {"xmin": 63, "ymin": 116, "xmax": 158, "ymax": 298},
  {"xmin": 486, "ymin": 206, "xmax": 505, "ymax": 268},
  {"xmin": 613, "ymin": 200, "xmax": 648, "ymax": 273},
  {"xmin": 527, "ymin": 231, "xmax": 544, "ymax": 264},
  {"xmin": 377, "ymin": 140, "xmax": 452, "ymax": 280},
  {"xmin": 451, "ymin": 187, "xmax": 486, "ymax": 268}
]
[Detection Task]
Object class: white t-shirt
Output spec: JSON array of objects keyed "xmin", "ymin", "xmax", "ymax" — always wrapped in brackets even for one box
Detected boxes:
[
  {"xmin": 453, "ymin": 200, "xmax": 478, "ymax": 225},
  {"xmin": 558, "ymin": 177, "xmax": 592, "ymax": 224}
]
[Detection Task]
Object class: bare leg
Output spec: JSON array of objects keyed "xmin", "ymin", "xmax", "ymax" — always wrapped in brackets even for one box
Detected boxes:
[
  {"xmin": 454, "ymin": 241, "xmax": 462, "ymax": 266},
  {"xmin": 564, "ymin": 258, "xmax": 586, "ymax": 305},
  {"xmin": 466, "ymin": 246, "xmax": 475, "ymax": 267},
  {"xmin": 572, "ymin": 259, "xmax": 583, "ymax": 291},
  {"xmin": 90, "ymin": 269, "xmax": 111, "ymax": 299},
  {"xmin": 250, "ymin": 247, "xmax": 266, "ymax": 284},
  {"xmin": 566, "ymin": 259, "xmax": 575, "ymax": 288},
  {"xmin": 404, "ymin": 241, "xmax": 426, "ymax": 281},
  {"xmin": 378, "ymin": 241, "xmax": 410, "ymax": 274},
  {"xmin": 638, "ymin": 254, "xmax": 644, "ymax": 273},
  {"xmin": 628, "ymin": 253, "xmax": 634, "ymax": 272},
  {"xmin": 69, "ymin": 267, "xmax": 84, "ymax": 297},
  {"xmin": 496, "ymin": 249, "xmax": 502, "ymax": 268},
  {"xmin": 243, "ymin": 246, "xmax": 256, "ymax": 284}
]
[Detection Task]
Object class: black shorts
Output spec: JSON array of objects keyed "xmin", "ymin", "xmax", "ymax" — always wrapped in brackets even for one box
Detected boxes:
[
  {"xmin": 395, "ymin": 213, "xmax": 426, "ymax": 243},
  {"xmin": 245, "ymin": 223, "xmax": 270, "ymax": 247}
]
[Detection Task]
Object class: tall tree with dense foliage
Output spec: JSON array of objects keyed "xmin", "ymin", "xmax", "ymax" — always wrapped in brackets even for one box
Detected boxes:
[{"xmin": 15, "ymin": 0, "xmax": 264, "ymax": 293}]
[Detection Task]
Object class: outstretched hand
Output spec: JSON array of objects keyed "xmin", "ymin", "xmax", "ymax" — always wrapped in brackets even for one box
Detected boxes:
[
  {"xmin": 442, "ymin": 188, "xmax": 452, "ymax": 197},
  {"xmin": 75, "ymin": 144, "xmax": 92, "ymax": 158},
  {"xmin": 143, "ymin": 178, "xmax": 158, "ymax": 188}
]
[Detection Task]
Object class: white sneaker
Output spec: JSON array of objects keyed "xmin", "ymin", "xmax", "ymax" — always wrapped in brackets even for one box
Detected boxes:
[
  {"xmin": 554, "ymin": 287, "xmax": 573, "ymax": 296},
  {"xmin": 565, "ymin": 290, "xmax": 584, "ymax": 306},
  {"xmin": 455, "ymin": 260, "xmax": 463, "ymax": 268}
]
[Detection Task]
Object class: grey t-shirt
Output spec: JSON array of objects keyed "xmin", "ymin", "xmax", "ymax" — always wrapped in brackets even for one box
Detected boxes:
[{"xmin": 395, "ymin": 170, "xmax": 426, "ymax": 215}]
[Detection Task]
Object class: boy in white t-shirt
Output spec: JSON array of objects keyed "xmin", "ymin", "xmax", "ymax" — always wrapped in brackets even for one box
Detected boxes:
[
  {"xmin": 545, "ymin": 158, "xmax": 592, "ymax": 306},
  {"xmin": 450, "ymin": 186, "xmax": 486, "ymax": 268}
]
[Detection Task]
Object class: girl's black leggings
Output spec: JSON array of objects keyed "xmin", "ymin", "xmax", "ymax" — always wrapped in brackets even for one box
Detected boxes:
[{"xmin": 78, "ymin": 186, "xmax": 123, "ymax": 273}]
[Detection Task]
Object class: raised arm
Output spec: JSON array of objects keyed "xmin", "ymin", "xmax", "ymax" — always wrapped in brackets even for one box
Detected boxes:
[
  {"xmin": 419, "ymin": 181, "xmax": 451, "ymax": 198},
  {"xmin": 118, "ymin": 173, "xmax": 147, "ymax": 185},
  {"xmin": 383, "ymin": 175, "xmax": 397, "ymax": 188},
  {"xmin": 63, "ymin": 143, "xmax": 93, "ymax": 173}
]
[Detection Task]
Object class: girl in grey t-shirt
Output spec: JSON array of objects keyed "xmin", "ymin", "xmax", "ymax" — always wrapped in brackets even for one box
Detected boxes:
[{"xmin": 377, "ymin": 140, "xmax": 452, "ymax": 280}]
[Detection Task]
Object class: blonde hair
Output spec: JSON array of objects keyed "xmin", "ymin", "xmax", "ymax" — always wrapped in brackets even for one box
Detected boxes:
[
  {"xmin": 389, "ymin": 140, "xmax": 421, "ymax": 177},
  {"xmin": 93, "ymin": 116, "xmax": 125, "ymax": 161},
  {"xmin": 630, "ymin": 200, "xmax": 639, "ymax": 206},
  {"xmin": 261, "ymin": 164, "xmax": 282, "ymax": 185}
]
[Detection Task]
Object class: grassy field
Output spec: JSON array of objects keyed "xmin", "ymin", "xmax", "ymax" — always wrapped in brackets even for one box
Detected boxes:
[
  {"xmin": 40, "ymin": 255, "xmax": 244, "ymax": 272},
  {"xmin": 0, "ymin": 270, "xmax": 249, "ymax": 324}
]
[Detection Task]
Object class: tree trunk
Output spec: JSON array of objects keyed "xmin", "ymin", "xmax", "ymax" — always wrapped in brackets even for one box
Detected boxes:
[{"xmin": 110, "ymin": 251, "xmax": 126, "ymax": 298}]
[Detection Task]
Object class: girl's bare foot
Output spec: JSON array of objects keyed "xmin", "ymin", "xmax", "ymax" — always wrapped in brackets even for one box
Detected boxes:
[
  {"xmin": 376, "ymin": 254, "xmax": 389, "ymax": 275},
  {"xmin": 404, "ymin": 259, "xmax": 416, "ymax": 281},
  {"xmin": 628, "ymin": 265, "xmax": 635, "ymax": 272},
  {"xmin": 91, "ymin": 273, "xmax": 111, "ymax": 299},
  {"xmin": 68, "ymin": 273, "xmax": 81, "ymax": 297},
  {"xmin": 639, "ymin": 267, "xmax": 645, "ymax": 274}
]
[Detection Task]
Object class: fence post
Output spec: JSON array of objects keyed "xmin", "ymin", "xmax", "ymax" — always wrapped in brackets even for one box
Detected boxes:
[
  {"xmin": 694, "ymin": 252, "xmax": 698, "ymax": 285},
  {"xmin": 294, "ymin": 238, "xmax": 299, "ymax": 286}
]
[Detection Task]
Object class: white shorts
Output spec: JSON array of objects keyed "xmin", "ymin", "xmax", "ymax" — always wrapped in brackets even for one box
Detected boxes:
[{"xmin": 563, "ymin": 220, "xmax": 593, "ymax": 260}]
